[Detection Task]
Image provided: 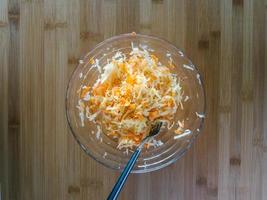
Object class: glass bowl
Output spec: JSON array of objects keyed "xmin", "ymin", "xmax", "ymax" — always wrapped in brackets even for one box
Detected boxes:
[{"xmin": 66, "ymin": 33, "xmax": 205, "ymax": 173}]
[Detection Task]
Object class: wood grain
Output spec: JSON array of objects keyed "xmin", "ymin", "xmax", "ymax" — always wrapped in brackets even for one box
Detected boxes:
[
  {"xmin": 0, "ymin": 0, "xmax": 266, "ymax": 199},
  {"xmin": 263, "ymin": 2, "xmax": 267, "ymax": 200},
  {"xmin": 7, "ymin": 0, "xmax": 20, "ymax": 198},
  {"xmin": 20, "ymin": 1, "xmax": 45, "ymax": 199},
  {"xmin": 0, "ymin": 0, "xmax": 9, "ymax": 199}
]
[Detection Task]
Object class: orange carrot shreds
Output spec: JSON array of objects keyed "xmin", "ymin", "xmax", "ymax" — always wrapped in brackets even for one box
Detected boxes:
[
  {"xmin": 126, "ymin": 75, "xmax": 136, "ymax": 85},
  {"xmin": 80, "ymin": 86, "xmax": 90, "ymax": 98},
  {"xmin": 92, "ymin": 83, "xmax": 108, "ymax": 96},
  {"xmin": 148, "ymin": 110, "xmax": 159, "ymax": 121},
  {"xmin": 175, "ymin": 128, "xmax": 183, "ymax": 135},
  {"xmin": 150, "ymin": 54, "xmax": 159, "ymax": 63}
]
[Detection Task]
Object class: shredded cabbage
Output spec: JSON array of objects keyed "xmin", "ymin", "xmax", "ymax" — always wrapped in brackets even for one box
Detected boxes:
[{"xmin": 78, "ymin": 45, "xmax": 184, "ymax": 149}]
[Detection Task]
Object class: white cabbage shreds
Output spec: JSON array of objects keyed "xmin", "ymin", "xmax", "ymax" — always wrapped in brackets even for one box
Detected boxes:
[{"xmin": 77, "ymin": 46, "xmax": 184, "ymax": 150}]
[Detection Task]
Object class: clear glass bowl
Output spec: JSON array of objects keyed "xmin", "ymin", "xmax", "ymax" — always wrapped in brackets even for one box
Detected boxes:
[{"xmin": 66, "ymin": 33, "xmax": 205, "ymax": 173}]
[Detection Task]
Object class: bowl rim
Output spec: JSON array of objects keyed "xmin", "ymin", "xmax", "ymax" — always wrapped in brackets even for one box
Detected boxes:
[{"xmin": 65, "ymin": 33, "xmax": 206, "ymax": 173}]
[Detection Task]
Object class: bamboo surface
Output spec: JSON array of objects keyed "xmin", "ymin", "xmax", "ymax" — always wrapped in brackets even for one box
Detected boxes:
[{"xmin": 0, "ymin": 0, "xmax": 266, "ymax": 199}]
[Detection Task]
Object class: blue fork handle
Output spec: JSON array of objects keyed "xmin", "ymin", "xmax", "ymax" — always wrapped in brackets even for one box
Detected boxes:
[{"xmin": 107, "ymin": 147, "xmax": 142, "ymax": 200}]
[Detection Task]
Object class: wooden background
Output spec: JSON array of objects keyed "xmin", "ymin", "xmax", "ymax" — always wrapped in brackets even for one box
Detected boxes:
[{"xmin": 0, "ymin": 0, "xmax": 266, "ymax": 199}]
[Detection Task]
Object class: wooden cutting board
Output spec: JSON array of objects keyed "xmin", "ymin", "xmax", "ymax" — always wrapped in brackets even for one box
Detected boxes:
[{"xmin": 0, "ymin": 0, "xmax": 266, "ymax": 199}]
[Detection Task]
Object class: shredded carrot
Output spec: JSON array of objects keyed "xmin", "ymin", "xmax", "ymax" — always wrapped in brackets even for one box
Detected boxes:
[
  {"xmin": 80, "ymin": 86, "xmax": 90, "ymax": 98},
  {"xmin": 148, "ymin": 110, "xmax": 159, "ymax": 121}
]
